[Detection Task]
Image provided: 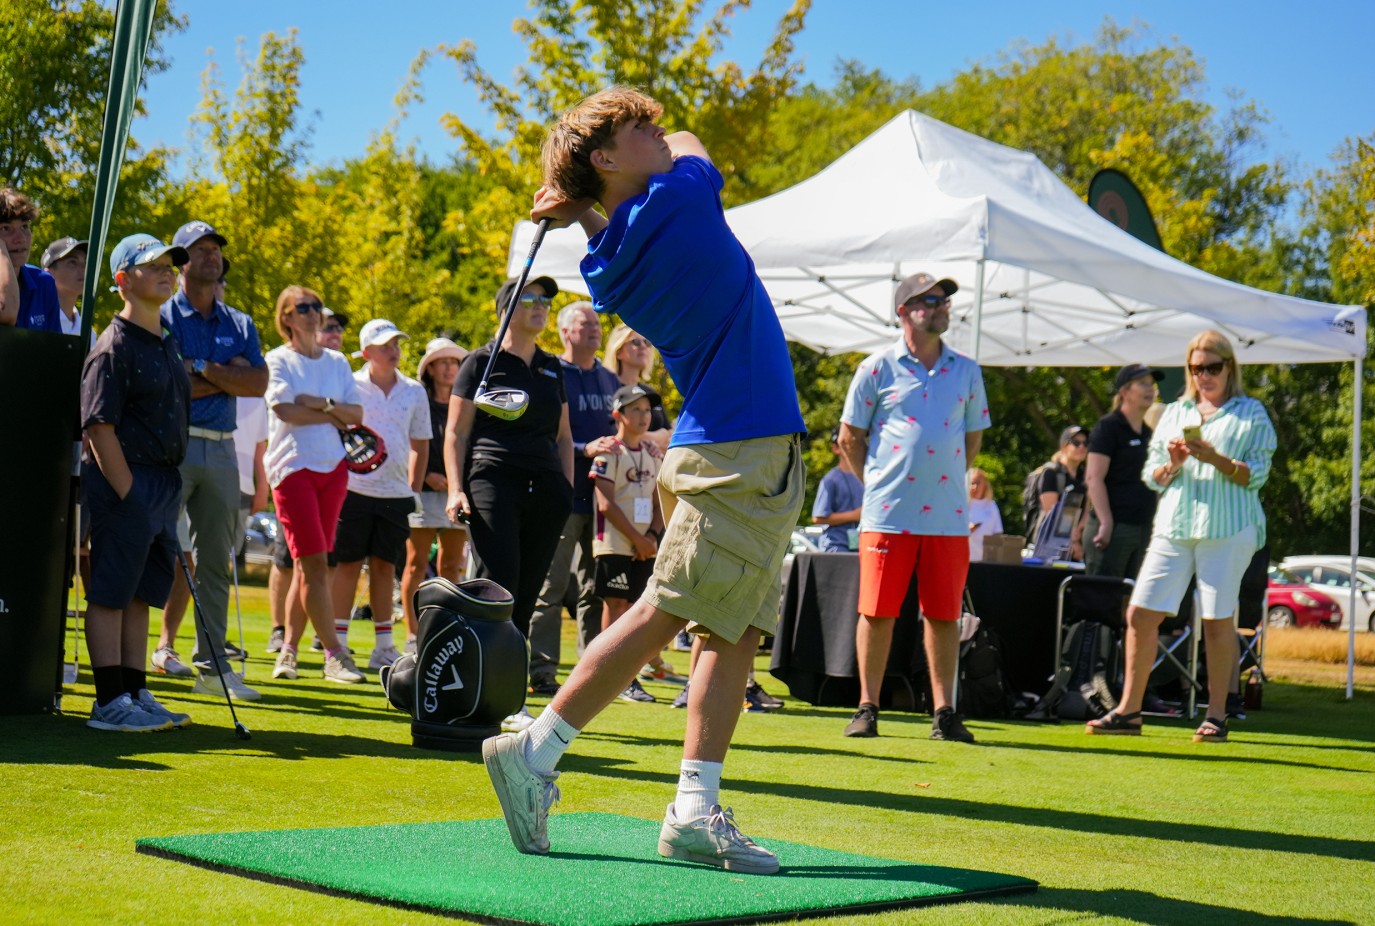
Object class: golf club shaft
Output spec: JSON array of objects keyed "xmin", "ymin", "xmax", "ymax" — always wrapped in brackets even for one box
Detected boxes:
[
  {"xmin": 177, "ymin": 552, "xmax": 250, "ymax": 738},
  {"xmin": 476, "ymin": 218, "xmax": 552, "ymax": 393},
  {"xmin": 230, "ymin": 545, "xmax": 246, "ymax": 674}
]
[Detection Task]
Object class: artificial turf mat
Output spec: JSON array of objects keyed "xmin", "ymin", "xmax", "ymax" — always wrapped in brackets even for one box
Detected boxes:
[{"xmin": 136, "ymin": 812, "xmax": 1036, "ymax": 925}]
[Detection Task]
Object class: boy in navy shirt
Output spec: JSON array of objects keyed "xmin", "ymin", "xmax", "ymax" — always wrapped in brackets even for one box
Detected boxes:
[
  {"xmin": 80, "ymin": 235, "xmax": 193, "ymax": 732},
  {"xmin": 811, "ymin": 426, "xmax": 864, "ymax": 552},
  {"xmin": 483, "ymin": 87, "xmax": 805, "ymax": 873}
]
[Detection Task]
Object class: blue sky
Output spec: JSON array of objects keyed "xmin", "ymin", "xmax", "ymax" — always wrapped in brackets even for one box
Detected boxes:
[{"xmin": 136, "ymin": 0, "xmax": 1374, "ymax": 180}]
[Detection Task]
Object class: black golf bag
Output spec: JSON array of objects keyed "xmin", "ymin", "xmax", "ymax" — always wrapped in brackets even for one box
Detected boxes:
[{"xmin": 380, "ymin": 577, "xmax": 528, "ymax": 751}]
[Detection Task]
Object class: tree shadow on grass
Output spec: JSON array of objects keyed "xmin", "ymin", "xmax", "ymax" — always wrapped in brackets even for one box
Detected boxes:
[
  {"xmin": 0, "ymin": 711, "xmax": 483, "ymax": 771},
  {"xmin": 564, "ymin": 756, "xmax": 1375, "ymax": 863},
  {"xmin": 975, "ymin": 737, "xmax": 1369, "ymax": 774},
  {"xmin": 1003, "ymin": 886, "xmax": 1358, "ymax": 926}
]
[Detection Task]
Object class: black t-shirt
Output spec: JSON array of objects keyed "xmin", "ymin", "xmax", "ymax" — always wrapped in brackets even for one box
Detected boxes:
[
  {"xmin": 454, "ymin": 343, "xmax": 566, "ymax": 474},
  {"xmin": 80, "ymin": 314, "xmax": 191, "ymax": 467},
  {"xmin": 423, "ymin": 394, "xmax": 447, "ymax": 480},
  {"xmin": 639, "ymin": 382, "xmax": 670, "ymax": 433},
  {"xmin": 1087, "ymin": 409, "xmax": 1157, "ymax": 525},
  {"xmin": 1033, "ymin": 460, "xmax": 1083, "ymax": 500}
]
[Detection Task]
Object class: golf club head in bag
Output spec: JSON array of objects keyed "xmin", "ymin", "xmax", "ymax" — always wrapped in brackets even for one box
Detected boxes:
[
  {"xmin": 474, "ymin": 218, "xmax": 552, "ymax": 421},
  {"xmin": 379, "ymin": 576, "xmax": 528, "ymax": 751},
  {"xmin": 340, "ymin": 424, "xmax": 388, "ymax": 474}
]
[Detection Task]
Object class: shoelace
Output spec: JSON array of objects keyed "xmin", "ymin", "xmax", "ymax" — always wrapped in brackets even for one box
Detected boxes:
[
  {"xmin": 540, "ymin": 778, "xmax": 562, "ymax": 812},
  {"xmin": 704, "ymin": 806, "xmax": 757, "ymax": 847}
]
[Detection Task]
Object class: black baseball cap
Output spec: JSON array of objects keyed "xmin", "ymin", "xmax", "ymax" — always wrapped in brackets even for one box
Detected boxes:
[
  {"xmin": 495, "ymin": 276, "xmax": 558, "ymax": 315},
  {"xmin": 1114, "ymin": 363, "xmax": 1165, "ymax": 391},
  {"xmin": 1059, "ymin": 425, "xmax": 1085, "ymax": 446},
  {"xmin": 40, "ymin": 237, "xmax": 87, "ymax": 270}
]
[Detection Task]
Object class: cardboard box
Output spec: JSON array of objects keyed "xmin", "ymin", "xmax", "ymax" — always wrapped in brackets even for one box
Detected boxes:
[{"xmin": 981, "ymin": 534, "xmax": 1025, "ymax": 565}]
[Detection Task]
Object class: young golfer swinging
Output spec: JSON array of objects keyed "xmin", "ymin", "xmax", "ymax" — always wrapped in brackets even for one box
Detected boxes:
[{"xmin": 482, "ymin": 87, "xmax": 806, "ymax": 874}]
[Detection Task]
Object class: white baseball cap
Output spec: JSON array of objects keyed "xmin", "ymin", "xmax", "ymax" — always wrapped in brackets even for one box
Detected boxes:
[{"xmin": 353, "ymin": 318, "xmax": 409, "ymax": 358}]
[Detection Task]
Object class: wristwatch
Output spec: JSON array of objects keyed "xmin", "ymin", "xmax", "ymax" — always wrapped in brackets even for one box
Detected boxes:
[
  {"xmin": 191, "ymin": 358, "xmax": 207, "ymax": 375},
  {"xmin": 323, "ymin": 397, "xmax": 335, "ymax": 413}
]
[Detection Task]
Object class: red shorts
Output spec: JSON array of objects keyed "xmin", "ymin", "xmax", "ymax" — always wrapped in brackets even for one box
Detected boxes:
[
  {"xmin": 272, "ymin": 462, "xmax": 350, "ymax": 559},
  {"xmin": 858, "ymin": 532, "xmax": 969, "ymax": 621}
]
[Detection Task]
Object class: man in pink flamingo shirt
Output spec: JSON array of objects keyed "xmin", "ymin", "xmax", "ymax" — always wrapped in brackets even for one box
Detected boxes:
[{"xmin": 837, "ymin": 272, "xmax": 990, "ymax": 743}]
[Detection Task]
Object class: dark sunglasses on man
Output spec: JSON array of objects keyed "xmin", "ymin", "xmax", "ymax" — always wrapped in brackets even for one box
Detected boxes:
[{"xmin": 906, "ymin": 293, "xmax": 951, "ymax": 310}]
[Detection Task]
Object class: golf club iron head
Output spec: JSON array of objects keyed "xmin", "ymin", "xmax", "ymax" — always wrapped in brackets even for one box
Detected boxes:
[{"xmin": 474, "ymin": 387, "xmax": 529, "ymax": 421}]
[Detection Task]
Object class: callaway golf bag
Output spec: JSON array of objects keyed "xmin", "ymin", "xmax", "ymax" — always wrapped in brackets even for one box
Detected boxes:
[{"xmin": 380, "ymin": 577, "xmax": 528, "ymax": 751}]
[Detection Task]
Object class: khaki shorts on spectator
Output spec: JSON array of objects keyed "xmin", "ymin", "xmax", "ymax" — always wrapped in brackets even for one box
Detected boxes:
[{"xmin": 646, "ymin": 433, "xmax": 804, "ymax": 644}]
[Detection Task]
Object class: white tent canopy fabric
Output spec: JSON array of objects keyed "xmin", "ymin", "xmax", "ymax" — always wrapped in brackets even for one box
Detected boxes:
[
  {"xmin": 510, "ymin": 110, "xmax": 1366, "ymax": 367},
  {"xmin": 508, "ymin": 110, "xmax": 1368, "ymax": 697}
]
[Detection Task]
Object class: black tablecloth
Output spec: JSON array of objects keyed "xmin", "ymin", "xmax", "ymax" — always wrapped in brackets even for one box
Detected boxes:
[{"xmin": 770, "ymin": 552, "xmax": 1069, "ymax": 709}]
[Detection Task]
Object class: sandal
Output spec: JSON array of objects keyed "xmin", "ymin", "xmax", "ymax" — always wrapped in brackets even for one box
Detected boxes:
[
  {"xmin": 1085, "ymin": 710, "xmax": 1142, "ymax": 735},
  {"xmin": 1192, "ymin": 717, "xmax": 1229, "ymax": 743}
]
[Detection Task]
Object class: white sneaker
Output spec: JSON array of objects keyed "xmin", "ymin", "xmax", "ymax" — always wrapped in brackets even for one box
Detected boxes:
[
  {"xmin": 323, "ymin": 651, "xmax": 365, "ymax": 684},
  {"xmin": 63, "ymin": 663, "xmax": 78, "ymax": 686},
  {"xmin": 193, "ymin": 670, "xmax": 262, "ymax": 701},
  {"xmin": 273, "ymin": 649, "xmax": 298, "ymax": 680},
  {"xmin": 404, "ymin": 636, "xmax": 417, "ymax": 655},
  {"xmin": 152, "ymin": 645, "xmax": 193, "ymax": 678},
  {"xmin": 482, "ymin": 731, "xmax": 560, "ymax": 854},
  {"xmin": 501, "ymin": 706, "xmax": 535, "ymax": 733},
  {"xmin": 368, "ymin": 643, "xmax": 402, "ymax": 669},
  {"xmin": 87, "ymin": 693, "xmax": 172, "ymax": 732},
  {"xmin": 135, "ymin": 689, "xmax": 192, "ymax": 728},
  {"xmin": 658, "ymin": 803, "xmax": 778, "ymax": 874}
]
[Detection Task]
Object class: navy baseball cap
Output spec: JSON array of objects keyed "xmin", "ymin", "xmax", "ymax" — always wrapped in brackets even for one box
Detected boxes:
[
  {"xmin": 172, "ymin": 220, "xmax": 228, "ymax": 251},
  {"xmin": 109, "ymin": 234, "xmax": 188, "ymax": 280}
]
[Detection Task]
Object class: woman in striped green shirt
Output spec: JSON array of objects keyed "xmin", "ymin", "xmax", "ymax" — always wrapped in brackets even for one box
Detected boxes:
[{"xmin": 1087, "ymin": 330, "xmax": 1276, "ymax": 743}]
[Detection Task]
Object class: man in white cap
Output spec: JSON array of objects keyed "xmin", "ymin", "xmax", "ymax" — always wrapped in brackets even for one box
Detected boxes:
[{"xmin": 325, "ymin": 319, "xmax": 431, "ymax": 671}]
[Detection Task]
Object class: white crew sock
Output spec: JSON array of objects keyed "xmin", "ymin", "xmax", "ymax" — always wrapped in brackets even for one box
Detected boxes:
[
  {"xmin": 373, "ymin": 622, "xmax": 393, "ymax": 649},
  {"xmin": 334, "ymin": 619, "xmax": 349, "ymax": 647},
  {"xmin": 524, "ymin": 708, "xmax": 580, "ymax": 777},
  {"xmin": 674, "ymin": 759, "xmax": 723, "ymax": 822}
]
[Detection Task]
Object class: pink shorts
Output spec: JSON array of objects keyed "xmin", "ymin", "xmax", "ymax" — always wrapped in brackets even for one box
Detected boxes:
[
  {"xmin": 858, "ymin": 532, "xmax": 969, "ymax": 621},
  {"xmin": 272, "ymin": 463, "xmax": 349, "ymax": 559}
]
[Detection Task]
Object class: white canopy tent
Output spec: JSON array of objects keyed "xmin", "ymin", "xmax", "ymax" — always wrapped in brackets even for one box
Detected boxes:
[{"xmin": 509, "ymin": 109, "xmax": 1369, "ymax": 695}]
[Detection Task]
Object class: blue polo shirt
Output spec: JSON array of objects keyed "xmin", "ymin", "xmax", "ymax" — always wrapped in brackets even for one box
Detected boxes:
[
  {"xmin": 581, "ymin": 155, "xmax": 804, "ymax": 447},
  {"xmin": 842, "ymin": 341, "xmax": 989, "ymax": 537},
  {"xmin": 562, "ymin": 358, "xmax": 621, "ymax": 514},
  {"xmin": 160, "ymin": 291, "xmax": 265, "ymax": 431},
  {"xmin": 16, "ymin": 265, "xmax": 62, "ymax": 333},
  {"xmin": 812, "ymin": 466, "xmax": 864, "ymax": 552}
]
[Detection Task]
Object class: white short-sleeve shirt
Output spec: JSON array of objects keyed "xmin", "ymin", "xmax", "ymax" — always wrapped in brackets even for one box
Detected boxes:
[
  {"xmin": 264, "ymin": 346, "xmax": 361, "ymax": 487},
  {"xmin": 347, "ymin": 369, "xmax": 431, "ymax": 499}
]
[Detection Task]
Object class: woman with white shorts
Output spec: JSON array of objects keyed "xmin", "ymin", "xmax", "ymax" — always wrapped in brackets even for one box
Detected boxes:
[{"xmin": 1086, "ymin": 329, "xmax": 1276, "ymax": 743}]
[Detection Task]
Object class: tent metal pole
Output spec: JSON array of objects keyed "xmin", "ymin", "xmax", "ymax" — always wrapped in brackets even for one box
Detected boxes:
[
  {"xmin": 1348, "ymin": 352, "xmax": 1363, "ymax": 700},
  {"xmin": 972, "ymin": 259, "xmax": 986, "ymax": 362}
]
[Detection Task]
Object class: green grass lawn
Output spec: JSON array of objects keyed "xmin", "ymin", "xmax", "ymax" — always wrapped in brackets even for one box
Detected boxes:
[{"xmin": 4, "ymin": 584, "xmax": 1373, "ymax": 925}]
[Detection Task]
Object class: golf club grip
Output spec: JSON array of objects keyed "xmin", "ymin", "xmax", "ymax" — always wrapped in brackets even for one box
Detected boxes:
[{"xmin": 477, "ymin": 218, "xmax": 553, "ymax": 393}]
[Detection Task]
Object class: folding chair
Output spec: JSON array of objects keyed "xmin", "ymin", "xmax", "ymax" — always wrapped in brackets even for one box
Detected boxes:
[
  {"xmin": 1054, "ymin": 573, "xmax": 1133, "ymax": 657},
  {"xmin": 1153, "ymin": 585, "xmax": 1204, "ymax": 717}
]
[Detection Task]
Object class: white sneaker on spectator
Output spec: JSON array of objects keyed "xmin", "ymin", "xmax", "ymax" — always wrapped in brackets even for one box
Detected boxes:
[
  {"xmin": 368, "ymin": 643, "xmax": 402, "ymax": 669},
  {"xmin": 87, "ymin": 693, "xmax": 172, "ymax": 733},
  {"xmin": 135, "ymin": 689, "xmax": 192, "ymax": 728},
  {"xmin": 273, "ymin": 650, "xmax": 298, "ymax": 680},
  {"xmin": 193, "ymin": 670, "xmax": 262, "ymax": 701},
  {"xmin": 404, "ymin": 636, "xmax": 417, "ymax": 655},
  {"xmin": 658, "ymin": 803, "xmax": 778, "ymax": 874},
  {"xmin": 501, "ymin": 706, "xmax": 535, "ymax": 733},
  {"xmin": 323, "ymin": 651, "xmax": 365, "ymax": 684},
  {"xmin": 152, "ymin": 645, "xmax": 193, "ymax": 678},
  {"xmin": 63, "ymin": 663, "xmax": 78, "ymax": 686}
]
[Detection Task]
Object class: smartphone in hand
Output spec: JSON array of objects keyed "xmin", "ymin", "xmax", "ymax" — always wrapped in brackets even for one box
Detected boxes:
[{"xmin": 1182, "ymin": 425, "xmax": 1202, "ymax": 443}]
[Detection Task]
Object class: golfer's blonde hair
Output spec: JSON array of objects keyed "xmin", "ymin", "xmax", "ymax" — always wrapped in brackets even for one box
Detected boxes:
[
  {"xmin": 542, "ymin": 87, "xmax": 663, "ymax": 203},
  {"xmin": 275, "ymin": 285, "xmax": 324, "ymax": 342},
  {"xmin": 1183, "ymin": 329, "xmax": 1244, "ymax": 403},
  {"xmin": 604, "ymin": 323, "xmax": 656, "ymax": 380}
]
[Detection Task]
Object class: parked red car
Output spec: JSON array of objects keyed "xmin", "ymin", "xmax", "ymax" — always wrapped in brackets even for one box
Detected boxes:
[{"xmin": 1267, "ymin": 565, "xmax": 1343, "ymax": 628}]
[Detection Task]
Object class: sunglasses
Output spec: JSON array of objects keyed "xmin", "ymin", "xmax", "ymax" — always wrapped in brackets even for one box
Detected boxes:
[
  {"xmin": 321, "ymin": 323, "xmax": 344, "ymax": 333},
  {"xmin": 1188, "ymin": 361, "xmax": 1226, "ymax": 377},
  {"xmin": 518, "ymin": 293, "xmax": 551, "ymax": 306},
  {"xmin": 625, "ymin": 337, "xmax": 652, "ymax": 348},
  {"xmin": 1069, "ymin": 439, "xmax": 1088, "ymax": 447},
  {"xmin": 294, "ymin": 301, "xmax": 323, "ymax": 314},
  {"xmin": 906, "ymin": 294, "xmax": 951, "ymax": 310}
]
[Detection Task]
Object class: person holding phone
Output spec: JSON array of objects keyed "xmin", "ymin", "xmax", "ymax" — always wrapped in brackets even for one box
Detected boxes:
[{"xmin": 1086, "ymin": 330, "xmax": 1275, "ymax": 744}]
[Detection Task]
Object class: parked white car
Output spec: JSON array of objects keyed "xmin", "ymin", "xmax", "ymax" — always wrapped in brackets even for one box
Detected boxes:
[{"xmin": 1278, "ymin": 556, "xmax": 1375, "ymax": 632}]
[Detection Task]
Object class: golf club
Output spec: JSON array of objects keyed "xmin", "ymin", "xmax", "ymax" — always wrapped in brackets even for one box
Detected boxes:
[
  {"xmin": 474, "ymin": 216, "xmax": 552, "ymax": 420},
  {"xmin": 178, "ymin": 554, "xmax": 252, "ymax": 741},
  {"xmin": 230, "ymin": 542, "xmax": 246, "ymax": 675}
]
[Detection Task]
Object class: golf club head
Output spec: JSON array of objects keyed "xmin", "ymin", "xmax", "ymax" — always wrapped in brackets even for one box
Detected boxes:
[
  {"xmin": 475, "ymin": 388, "xmax": 529, "ymax": 421},
  {"xmin": 235, "ymin": 723, "xmax": 252, "ymax": 741}
]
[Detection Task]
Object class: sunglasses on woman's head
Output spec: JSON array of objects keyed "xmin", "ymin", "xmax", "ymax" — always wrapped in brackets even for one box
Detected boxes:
[
  {"xmin": 1189, "ymin": 361, "xmax": 1226, "ymax": 377},
  {"xmin": 294, "ymin": 301, "xmax": 323, "ymax": 314}
]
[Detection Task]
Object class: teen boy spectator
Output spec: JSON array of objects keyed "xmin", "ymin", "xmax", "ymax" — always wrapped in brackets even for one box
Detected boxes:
[
  {"xmin": 528, "ymin": 300, "xmax": 622, "ymax": 695},
  {"xmin": 161, "ymin": 220, "xmax": 267, "ymax": 702},
  {"xmin": 482, "ymin": 87, "xmax": 805, "ymax": 873},
  {"xmin": 41, "ymin": 236, "xmax": 93, "ymax": 344},
  {"xmin": 0, "ymin": 188, "xmax": 62, "ymax": 331},
  {"xmin": 811, "ymin": 426, "xmax": 863, "ymax": 553},
  {"xmin": 329, "ymin": 319, "xmax": 430, "ymax": 669},
  {"xmin": 80, "ymin": 234, "xmax": 193, "ymax": 732},
  {"xmin": 591, "ymin": 384, "xmax": 664, "ymax": 704}
]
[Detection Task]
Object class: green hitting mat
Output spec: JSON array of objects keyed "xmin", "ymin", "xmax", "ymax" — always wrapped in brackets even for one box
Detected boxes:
[{"xmin": 137, "ymin": 812, "xmax": 1036, "ymax": 925}]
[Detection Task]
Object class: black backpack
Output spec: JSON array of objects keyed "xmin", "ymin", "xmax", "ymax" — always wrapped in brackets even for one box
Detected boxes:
[
  {"xmin": 1026, "ymin": 620, "xmax": 1121, "ymax": 721},
  {"xmin": 958, "ymin": 626, "xmax": 1013, "ymax": 719},
  {"xmin": 1022, "ymin": 462, "xmax": 1068, "ymax": 540}
]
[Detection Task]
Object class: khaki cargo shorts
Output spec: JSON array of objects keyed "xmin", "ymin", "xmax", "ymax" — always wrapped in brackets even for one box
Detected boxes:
[{"xmin": 645, "ymin": 433, "xmax": 804, "ymax": 644}]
